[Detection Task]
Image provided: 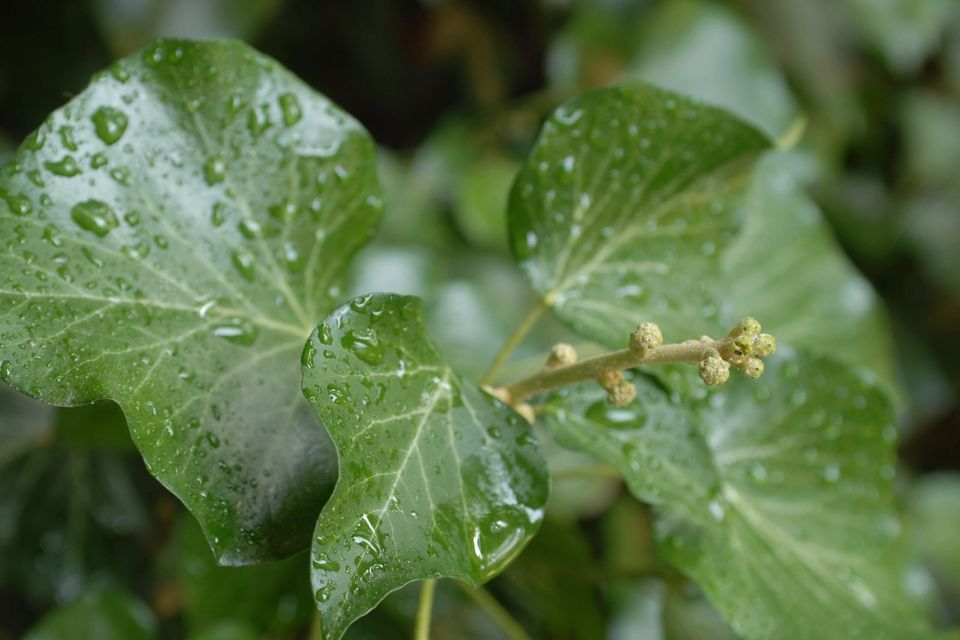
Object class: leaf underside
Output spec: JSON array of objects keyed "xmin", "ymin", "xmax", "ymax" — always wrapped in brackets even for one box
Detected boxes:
[
  {"xmin": 542, "ymin": 350, "xmax": 938, "ymax": 640},
  {"xmin": 301, "ymin": 294, "xmax": 549, "ymax": 640},
  {"xmin": 508, "ymin": 82, "xmax": 770, "ymax": 348},
  {"xmin": 0, "ymin": 38, "xmax": 383, "ymax": 563}
]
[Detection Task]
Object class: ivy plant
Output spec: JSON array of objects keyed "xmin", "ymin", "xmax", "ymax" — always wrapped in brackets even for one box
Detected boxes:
[{"xmin": 0, "ymin": 38, "xmax": 943, "ymax": 639}]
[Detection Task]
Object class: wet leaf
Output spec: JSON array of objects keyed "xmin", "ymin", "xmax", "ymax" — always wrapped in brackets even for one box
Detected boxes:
[
  {"xmin": 24, "ymin": 590, "xmax": 156, "ymax": 640},
  {"xmin": 301, "ymin": 293, "xmax": 548, "ymax": 640},
  {"xmin": 542, "ymin": 350, "xmax": 939, "ymax": 640},
  {"xmin": 0, "ymin": 38, "xmax": 383, "ymax": 563},
  {"xmin": 629, "ymin": 0, "xmax": 799, "ymax": 137},
  {"xmin": 726, "ymin": 153, "xmax": 897, "ymax": 392},
  {"xmin": 508, "ymin": 82, "xmax": 769, "ymax": 348}
]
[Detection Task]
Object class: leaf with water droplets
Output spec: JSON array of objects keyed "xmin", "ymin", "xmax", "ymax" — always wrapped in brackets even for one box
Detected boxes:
[
  {"xmin": 542, "ymin": 350, "xmax": 940, "ymax": 640},
  {"xmin": 0, "ymin": 39, "xmax": 383, "ymax": 564},
  {"xmin": 725, "ymin": 152, "xmax": 897, "ymax": 394},
  {"xmin": 508, "ymin": 82, "xmax": 770, "ymax": 348},
  {"xmin": 301, "ymin": 294, "xmax": 548, "ymax": 640}
]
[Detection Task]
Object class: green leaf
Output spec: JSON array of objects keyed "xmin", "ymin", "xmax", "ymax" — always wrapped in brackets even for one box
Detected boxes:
[
  {"xmin": 841, "ymin": 0, "xmax": 956, "ymax": 73},
  {"xmin": 24, "ymin": 590, "xmax": 157, "ymax": 640},
  {"xmin": 726, "ymin": 153, "xmax": 897, "ymax": 392},
  {"xmin": 542, "ymin": 351, "xmax": 939, "ymax": 640},
  {"xmin": 908, "ymin": 473, "xmax": 960, "ymax": 599},
  {"xmin": 0, "ymin": 444, "xmax": 154, "ymax": 605},
  {"xmin": 0, "ymin": 38, "xmax": 383, "ymax": 563},
  {"xmin": 508, "ymin": 82, "xmax": 769, "ymax": 348},
  {"xmin": 628, "ymin": 0, "xmax": 799, "ymax": 137},
  {"xmin": 301, "ymin": 293, "xmax": 549, "ymax": 640}
]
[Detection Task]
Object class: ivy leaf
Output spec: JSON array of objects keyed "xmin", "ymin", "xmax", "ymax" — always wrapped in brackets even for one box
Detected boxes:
[
  {"xmin": 726, "ymin": 153, "xmax": 897, "ymax": 392},
  {"xmin": 508, "ymin": 82, "xmax": 769, "ymax": 348},
  {"xmin": 301, "ymin": 294, "xmax": 549, "ymax": 640},
  {"xmin": 628, "ymin": 0, "xmax": 799, "ymax": 137},
  {"xmin": 542, "ymin": 351, "xmax": 939, "ymax": 639},
  {"xmin": 0, "ymin": 38, "xmax": 383, "ymax": 563}
]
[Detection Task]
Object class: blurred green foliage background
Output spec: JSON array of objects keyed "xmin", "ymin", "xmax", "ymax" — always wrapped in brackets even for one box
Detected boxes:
[{"xmin": 1, "ymin": 0, "xmax": 959, "ymax": 638}]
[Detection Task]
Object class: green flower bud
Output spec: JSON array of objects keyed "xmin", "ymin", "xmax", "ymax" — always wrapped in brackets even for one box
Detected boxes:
[
  {"xmin": 699, "ymin": 352, "xmax": 730, "ymax": 386},
  {"xmin": 630, "ymin": 322, "xmax": 663, "ymax": 354},
  {"xmin": 729, "ymin": 316, "xmax": 761, "ymax": 338},
  {"xmin": 598, "ymin": 369, "xmax": 624, "ymax": 391},
  {"xmin": 741, "ymin": 357, "xmax": 765, "ymax": 379},
  {"xmin": 754, "ymin": 333, "xmax": 776, "ymax": 358},
  {"xmin": 607, "ymin": 381, "xmax": 637, "ymax": 407},
  {"xmin": 545, "ymin": 342, "xmax": 577, "ymax": 369}
]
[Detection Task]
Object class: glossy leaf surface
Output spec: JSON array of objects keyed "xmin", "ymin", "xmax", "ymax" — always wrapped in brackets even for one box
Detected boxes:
[
  {"xmin": 0, "ymin": 38, "xmax": 383, "ymax": 563},
  {"xmin": 302, "ymin": 294, "xmax": 548, "ymax": 640},
  {"xmin": 508, "ymin": 82, "xmax": 769, "ymax": 347},
  {"xmin": 726, "ymin": 153, "xmax": 897, "ymax": 391},
  {"xmin": 542, "ymin": 351, "xmax": 938, "ymax": 640}
]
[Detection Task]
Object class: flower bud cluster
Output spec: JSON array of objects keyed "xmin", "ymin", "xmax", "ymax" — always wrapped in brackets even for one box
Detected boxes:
[
  {"xmin": 702, "ymin": 316, "xmax": 776, "ymax": 386},
  {"xmin": 598, "ymin": 368, "xmax": 637, "ymax": 408}
]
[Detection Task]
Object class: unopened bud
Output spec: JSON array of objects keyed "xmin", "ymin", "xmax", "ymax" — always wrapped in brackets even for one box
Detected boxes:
[
  {"xmin": 630, "ymin": 322, "xmax": 663, "ymax": 355},
  {"xmin": 741, "ymin": 357, "xmax": 765, "ymax": 379},
  {"xmin": 729, "ymin": 316, "xmax": 761, "ymax": 338},
  {"xmin": 598, "ymin": 369, "xmax": 624, "ymax": 391},
  {"xmin": 607, "ymin": 382, "xmax": 637, "ymax": 407},
  {"xmin": 545, "ymin": 343, "xmax": 577, "ymax": 369},
  {"xmin": 720, "ymin": 334, "xmax": 753, "ymax": 365},
  {"xmin": 699, "ymin": 351, "xmax": 731, "ymax": 386},
  {"xmin": 754, "ymin": 333, "xmax": 776, "ymax": 358}
]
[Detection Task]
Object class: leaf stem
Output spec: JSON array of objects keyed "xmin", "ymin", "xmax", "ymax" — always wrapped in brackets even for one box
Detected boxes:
[
  {"xmin": 501, "ymin": 337, "xmax": 728, "ymax": 403},
  {"xmin": 458, "ymin": 583, "xmax": 531, "ymax": 640},
  {"xmin": 415, "ymin": 579, "xmax": 437, "ymax": 640},
  {"xmin": 481, "ymin": 300, "xmax": 548, "ymax": 385}
]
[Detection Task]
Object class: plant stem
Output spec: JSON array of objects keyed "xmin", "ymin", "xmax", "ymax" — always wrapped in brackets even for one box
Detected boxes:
[
  {"xmin": 458, "ymin": 583, "xmax": 531, "ymax": 640},
  {"xmin": 415, "ymin": 579, "xmax": 437, "ymax": 640},
  {"xmin": 481, "ymin": 300, "xmax": 548, "ymax": 385},
  {"xmin": 501, "ymin": 337, "xmax": 728, "ymax": 403}
]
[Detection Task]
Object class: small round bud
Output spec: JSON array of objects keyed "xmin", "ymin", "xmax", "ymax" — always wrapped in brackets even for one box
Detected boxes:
[
  {"xmin": 598, "ymin": 369, "xmax": 624, "ymax": 391},
  {"xmin": 699, "ymin": 353, "xmax": 730, "ymax": 386},
  {"xmin": 515, "ymin": 403, "xmax": 536, "ymax": 424},
  {"xmin": 741, "ymin": 358, "xmax": 765, "ymax": 379},
  {"xmin": 545, "ymin": 343, "xmax": 577, "ymax": 369},
  {"xmin": 754, "ymin": 333, "xmax": 776, "ymax": 358},
  {"xmin": 630, "ymin": 322, "xmax": 663, "ymax": 354},
  {"xmin": 720, "ymin": 334, "xmax": 753, "ymax": 365},
  {"xmin": 607, "ymin": 382, "xmax": 637, "ymax": 407},
  {"xmin": 729, "ymin": 316, "xmax": 761, "ymax": 338}
]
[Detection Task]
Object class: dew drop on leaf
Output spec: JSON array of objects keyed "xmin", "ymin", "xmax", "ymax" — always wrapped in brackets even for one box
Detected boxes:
[
  {"xmin": 91, "ymin": 106, "xmax": 129, "ymax": 145},
  {"xmin": 70, "ymin": 199, "xmax": 119, "ymax": 237}
]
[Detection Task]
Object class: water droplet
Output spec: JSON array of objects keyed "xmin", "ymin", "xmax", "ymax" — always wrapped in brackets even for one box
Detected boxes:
[
  {"xmin": 205, "ymin": 432, "xmax": 221, "ymax": 448},
  {"xmin": 278, "ymin": 93, "xmax": 302, "ymax": 126},
  {"xmin": 247, "ymin": 105, "xmax": 271, "ymax": 137},
  {"xmin": 71, "ymin": 200, "xmax": 119, "ymax": 237},
  {"xmin": 231, "ymin": 250, "xmax": 256, "ymax": 281},
  {"xmin": 212, "ymin": 319, "xmax": 259, "ymax": 345},
  {"xmin": 210, "ymin": 202, "xmax": 227, "ymax": 227},
  {"xmin": 90, "ymin": 152, "xmax": 109, "ymax": 169},
  {"xmin": 44, "ymin": 155, "xmax": 81, "ymax": 177},
  {"xmin": 203, "ymin": 157, "xmax": 226, "ymax": 185},
  {"xmin": 1, "ymin": 191, "xmax": 32, "ymax": 217},
  {"xmin": 92, "ymin": 106, "xmax": 129, "ymax": 145},
  {"xmin": 341, "ymin": 329, "xmax": 383, "ymax": 365}
]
